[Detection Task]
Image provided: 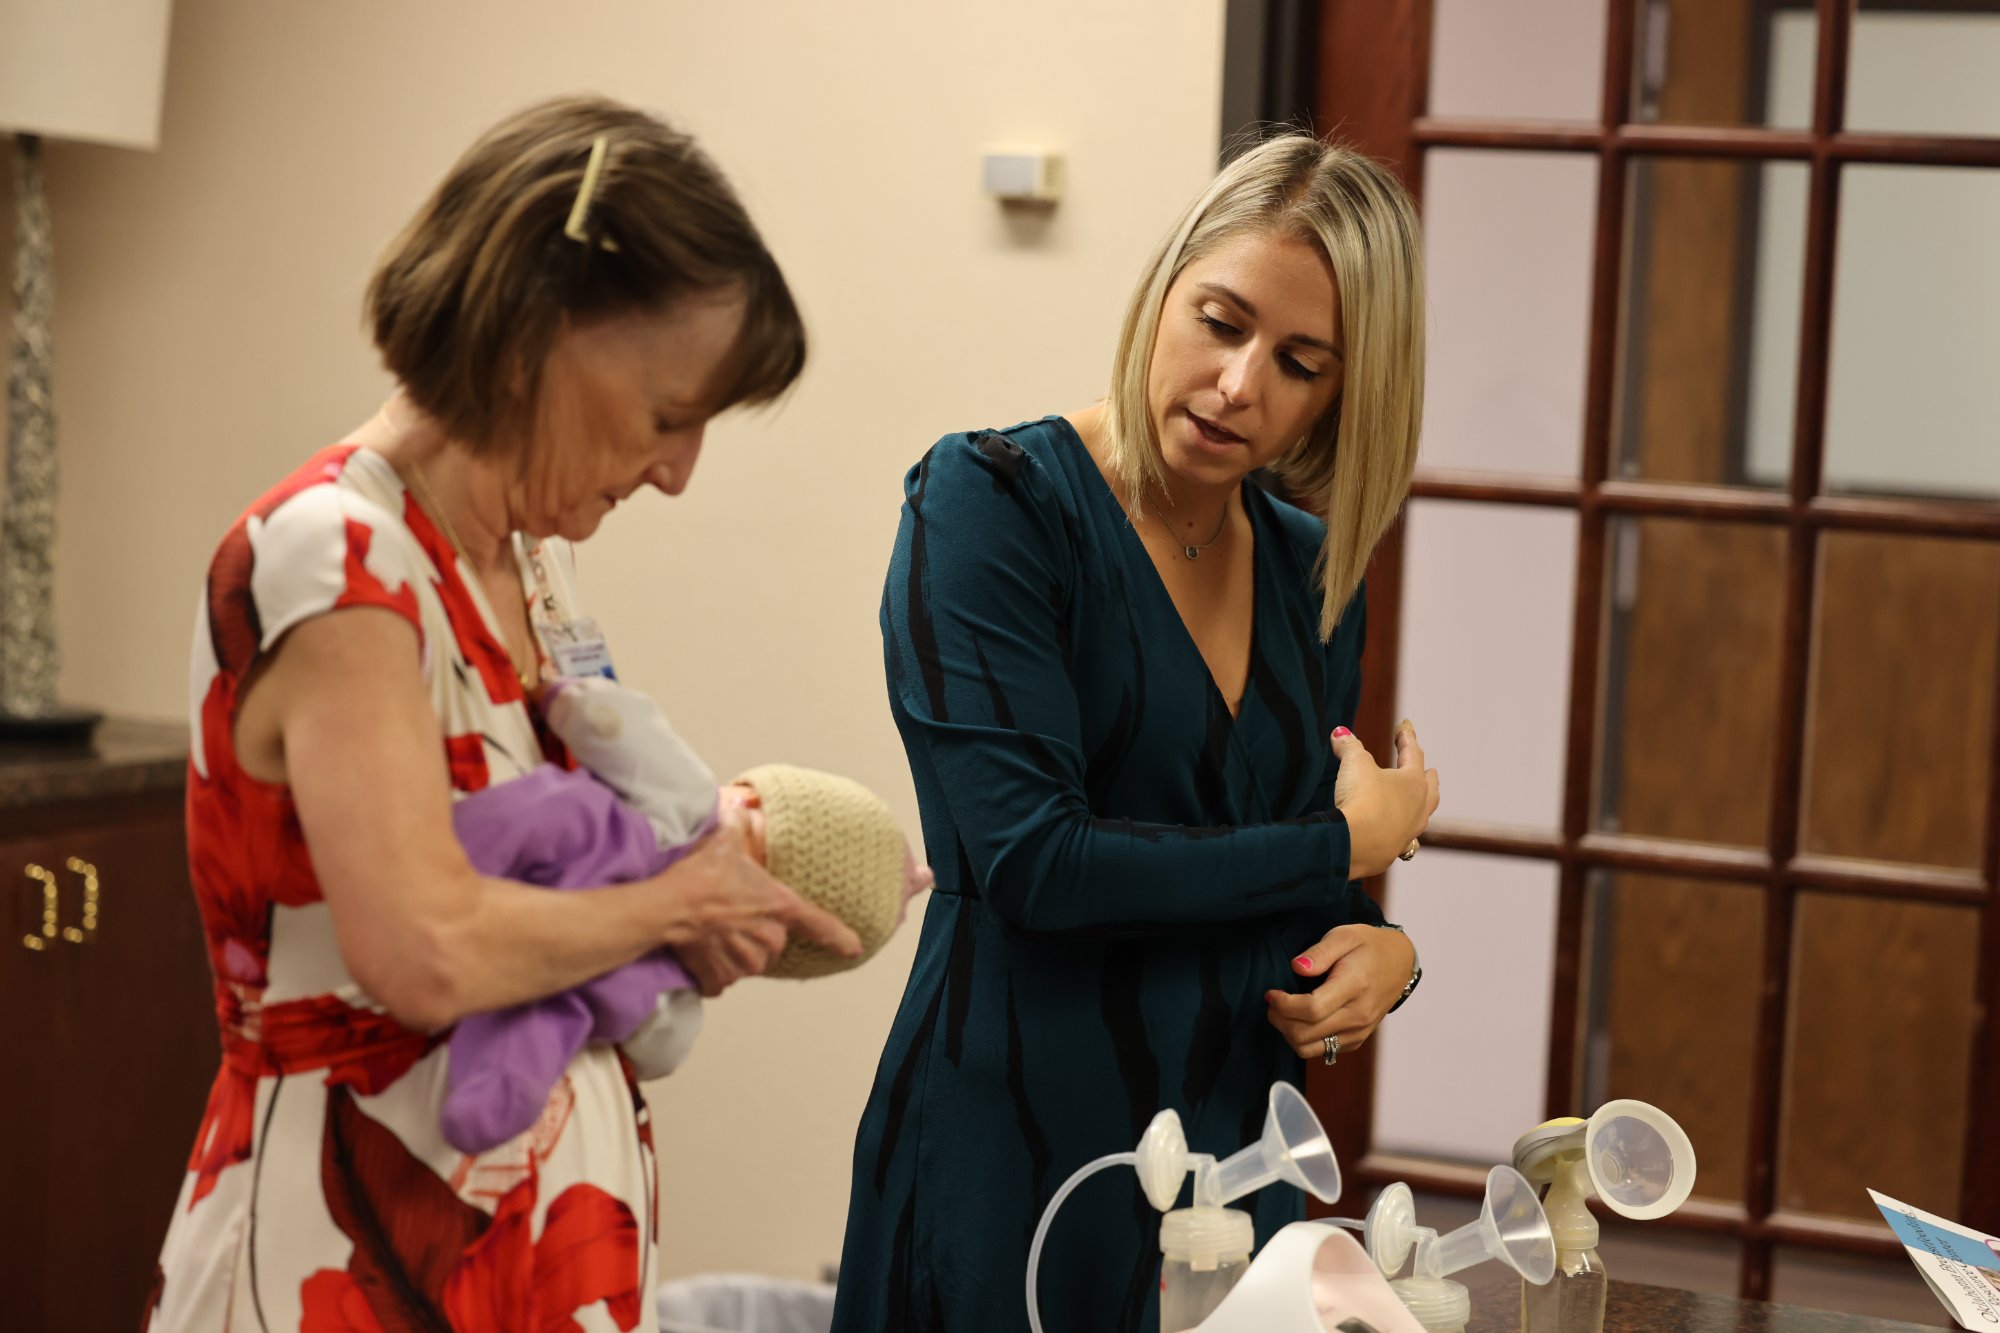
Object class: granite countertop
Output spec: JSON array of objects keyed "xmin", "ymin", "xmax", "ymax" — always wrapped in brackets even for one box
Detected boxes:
[
  {"xmin": 1462, "ymin": 1268, "xmax": 1945, "ymax": 1333},
  {"xmin": 0, "ymin": 717, "xmax": 189, "ymax": 809}
]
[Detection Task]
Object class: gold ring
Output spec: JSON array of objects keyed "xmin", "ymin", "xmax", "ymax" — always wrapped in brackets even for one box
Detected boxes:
[{"xmin": 1398, "ymin": 839, "xmax": 1420, "ymax": 862}]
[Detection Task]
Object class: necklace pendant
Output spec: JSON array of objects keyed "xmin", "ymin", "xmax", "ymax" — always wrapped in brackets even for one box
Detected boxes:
[{"xmin": 1184, "ymin": 545, "xmax": 1201, "ymax": 560}]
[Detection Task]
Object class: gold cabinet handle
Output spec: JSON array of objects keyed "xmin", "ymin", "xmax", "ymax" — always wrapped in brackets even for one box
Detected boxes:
[
  {"xmin": 20, "ymin": 864, "xmax": 58, "ymax": 952},
  {"xmin": 62, "ymin": 857, "xmax": 98, "ymax": 944}
]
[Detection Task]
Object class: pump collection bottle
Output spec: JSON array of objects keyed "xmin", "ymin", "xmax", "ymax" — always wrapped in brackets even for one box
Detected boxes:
[
  {"xmin": 1521, "ymin": 1159, "xmax": 1608, "ymax": 1333},
  {"xmin": 1158, "ymin": 1206, "xmax": 1253, "ymax": 1332}
]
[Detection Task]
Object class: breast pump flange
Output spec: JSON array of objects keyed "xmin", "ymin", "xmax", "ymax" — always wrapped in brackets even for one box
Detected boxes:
[
  {"xmin": 1359, "ymin": 1167, "xmax": 1557, "ymax": 1330},
  {"xmin": 1024, "ymin": 1082, "xmax": 1341, "ymax": 1333},
  {"xmin": 1511, "ymin": 1099, "xmax": 1697, "ymax": 1254}
]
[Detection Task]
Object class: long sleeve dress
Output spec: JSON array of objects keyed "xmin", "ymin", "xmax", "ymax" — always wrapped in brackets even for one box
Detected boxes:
[{"xmin": 831, "ymin": 416, "xmax": 1384, "ymax": 1333}]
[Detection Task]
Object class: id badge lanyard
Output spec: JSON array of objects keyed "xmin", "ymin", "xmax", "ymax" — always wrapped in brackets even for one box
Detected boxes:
[{"xmin": 517, "ymin": 535, "xmax": 617, "ymax": 682}]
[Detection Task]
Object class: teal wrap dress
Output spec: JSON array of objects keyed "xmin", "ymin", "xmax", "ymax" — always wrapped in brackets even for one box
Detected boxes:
[{"xmin": 831, "ymin": 416, "xmax": 1385, "ymax": 1333}]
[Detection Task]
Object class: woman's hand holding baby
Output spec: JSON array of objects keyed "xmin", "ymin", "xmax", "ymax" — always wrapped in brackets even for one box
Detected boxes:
[{"xmin": 655, "ymin": 812, "xmax": 862, "ymax": 996}]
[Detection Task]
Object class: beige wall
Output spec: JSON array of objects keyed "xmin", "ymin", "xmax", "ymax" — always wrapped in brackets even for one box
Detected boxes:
[{"xmin": 21, "ymin": 0, "xmax": 1225, "ymax": 1283}]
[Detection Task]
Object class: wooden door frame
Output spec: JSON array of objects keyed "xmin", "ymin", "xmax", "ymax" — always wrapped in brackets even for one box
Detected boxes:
[{"xmin": 1231, "ymin": 0, "xmax": 2000, "ymax": 1300}]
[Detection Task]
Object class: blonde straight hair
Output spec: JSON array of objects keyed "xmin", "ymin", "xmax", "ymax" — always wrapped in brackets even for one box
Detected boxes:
[{"xmin": 1103, "ymin": 135, "xmax": 1425, "ymax": 640}]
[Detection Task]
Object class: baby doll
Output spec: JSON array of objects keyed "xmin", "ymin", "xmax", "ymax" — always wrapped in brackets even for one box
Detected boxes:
[{"xmin": 439, "ymin": 676, "xmax": 931, "ymax": 1154}]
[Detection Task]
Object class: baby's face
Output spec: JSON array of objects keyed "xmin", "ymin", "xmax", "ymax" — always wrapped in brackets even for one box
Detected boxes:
[{"xmin": 718, "ymin": 783, "xmax": 768, "ymax": 864}]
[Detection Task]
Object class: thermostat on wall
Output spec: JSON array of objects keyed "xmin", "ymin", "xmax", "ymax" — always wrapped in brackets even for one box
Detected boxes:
[{"xmin": 982, "ymin": 147, "xmax": 1063, "ymax": 204}]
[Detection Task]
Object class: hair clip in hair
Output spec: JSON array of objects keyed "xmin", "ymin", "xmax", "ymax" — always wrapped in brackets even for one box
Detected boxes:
[{"xmin": 563, "ymin": 134, "xmax": 622, "ymax": 252}]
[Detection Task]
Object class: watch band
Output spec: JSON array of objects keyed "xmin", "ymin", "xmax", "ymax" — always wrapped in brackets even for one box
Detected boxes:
[{"xmin": 1381, "ymin": 922, "xmax": 1422, "ymax": 1013}]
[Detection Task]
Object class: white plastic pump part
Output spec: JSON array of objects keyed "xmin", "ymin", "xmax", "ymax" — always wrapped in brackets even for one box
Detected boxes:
[
  {"xmin": 1190, "ymin": 1223, "xmax": 1382, "ymax": 1332},
  {"xmin": 1535, "ymin": 1155, "xmax": 1600, "ymax": 1253},
  {"xmin": 1328, "ymin": 1167, "xmax": 1555, "ymax": 1333},
  {"xmin": 1136, "ymin": 1108, "xmax": 1193, "ymax": 1212},
  {"xmin": 1365, "ymin": 1165, "xmax": 1556, "ymax": 1286},
  {"xmin": 1190, "ymin": 1222, "xmax": 1436, "ymax": 1333},
  {"xmin": 1365, "ymin": 1181, "xmax": 1418, "ymax": 1275},
  {"xmin": 1195, "ymin": 1082, "xmax": 1342, "ymax": 1208},
  {"xmin": 1023, "ymin": 1083, "xmax": 1343, "ymax": 1333},
  {"xmin": 1161, "ymin": 1206, "xmax": 1255, "ymax": 1270},
  {"xmin": 1511, "ymin": 1098, "xmax": 1697, "ymax": 1233},
  {"xmin": 1389, "ymin": 1275, "xmax": 1473, "ymax": 1333}
]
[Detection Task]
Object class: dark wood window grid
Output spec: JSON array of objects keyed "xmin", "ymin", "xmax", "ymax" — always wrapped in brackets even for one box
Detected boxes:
[{"xmin": 1300, "ymin": 0, "xmax": 2000, "ymax": 1300}]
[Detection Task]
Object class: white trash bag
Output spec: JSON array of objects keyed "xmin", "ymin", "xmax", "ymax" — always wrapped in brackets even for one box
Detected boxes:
[{"xmin": 655, "ymin": 1274, "xmax": 837, "ymax": 1333}]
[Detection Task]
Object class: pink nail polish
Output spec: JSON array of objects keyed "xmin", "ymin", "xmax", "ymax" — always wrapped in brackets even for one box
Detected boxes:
[
  {"xmin": 1332, "ymin": 727, "xmax": 1352, "ymax": 739},
  {"xmin": 1294, "ymin": 955, "xmax": 1314, "ymax": 971}
]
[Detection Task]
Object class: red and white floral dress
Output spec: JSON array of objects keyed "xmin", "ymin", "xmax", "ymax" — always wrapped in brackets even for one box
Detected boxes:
[{"xmin": 147, "ymin": 445, "xmax": 658, "ymax": 1332}]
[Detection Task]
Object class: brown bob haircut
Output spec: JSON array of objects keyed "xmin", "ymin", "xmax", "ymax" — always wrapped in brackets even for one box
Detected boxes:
[{"xmin": 367, "ymin": 95, "xmax": 805, "ymax": 455}]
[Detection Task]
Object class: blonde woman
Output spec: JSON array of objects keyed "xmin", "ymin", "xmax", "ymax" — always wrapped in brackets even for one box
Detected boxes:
[{"xmin": 835, "ymin": 135, "xmax": 1439, "ymax": 1333}]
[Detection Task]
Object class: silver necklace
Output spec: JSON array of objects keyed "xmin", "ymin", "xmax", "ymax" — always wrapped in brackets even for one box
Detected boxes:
[{"xmin": 1162, "ymin": 503, "xmax": 1230, "ymax": 560}]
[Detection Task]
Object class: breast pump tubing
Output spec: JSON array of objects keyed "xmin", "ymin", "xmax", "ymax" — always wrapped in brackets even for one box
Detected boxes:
[{"xmin": 1026, "ymin": 1152, "xmax": 1141, "ymax": 1333}]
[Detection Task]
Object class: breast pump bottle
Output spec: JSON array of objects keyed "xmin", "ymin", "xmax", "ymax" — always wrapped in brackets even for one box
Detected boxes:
[
  {"xmin": 1513, "ymin": 1101, "xmax": 1697, "ymax": 1333},
  {"xmin": 1159, "ymin": 1206, "xmax": 1255, "ymax": 1332},
  {"xmin": 1518, "ymin": 1156, "xmax": 1607, "ymax": 1333}
]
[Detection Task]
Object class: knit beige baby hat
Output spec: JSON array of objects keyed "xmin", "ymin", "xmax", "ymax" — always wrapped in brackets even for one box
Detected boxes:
[{"xmin": 734, "ymin": 763, "xmax": 909, "ymax": 980}]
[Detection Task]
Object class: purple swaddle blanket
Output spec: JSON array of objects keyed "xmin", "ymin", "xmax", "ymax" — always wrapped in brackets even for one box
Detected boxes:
[{"xmin": 439, "ymin": 763, "xmax": 705, "ymax": 1153}]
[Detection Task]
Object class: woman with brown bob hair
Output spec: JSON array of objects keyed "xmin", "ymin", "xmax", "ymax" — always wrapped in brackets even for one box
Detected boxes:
[{"xmin": 147, "ymin": 96, "xmax": 858, "ymax": 1331}]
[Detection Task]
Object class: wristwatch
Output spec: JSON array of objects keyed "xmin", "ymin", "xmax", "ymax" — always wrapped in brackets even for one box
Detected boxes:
[{"xmin": 1381, "ymin": 922, "xmax": 1422, "ymax": 1013}]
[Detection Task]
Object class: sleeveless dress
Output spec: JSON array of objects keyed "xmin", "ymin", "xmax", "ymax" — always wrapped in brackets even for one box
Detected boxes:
[
  {"xmin": 147, "ymin": 444, "xmax": 658, "ymax": 1333},
  {"xmin": 831, "ymin": 418, "xmax": 1385, "ymax": 1333}
]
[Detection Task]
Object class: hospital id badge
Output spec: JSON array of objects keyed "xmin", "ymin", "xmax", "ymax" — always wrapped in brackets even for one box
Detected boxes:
[{"xmin": 538, "ymin": 616, "xmax": 617, "ymax": 681}]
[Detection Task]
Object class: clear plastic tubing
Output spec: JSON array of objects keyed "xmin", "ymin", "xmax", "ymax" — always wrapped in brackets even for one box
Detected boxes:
[{"xmin": 1026, "ymin": 1152, "xmax": 1136, "ymax": 1333}]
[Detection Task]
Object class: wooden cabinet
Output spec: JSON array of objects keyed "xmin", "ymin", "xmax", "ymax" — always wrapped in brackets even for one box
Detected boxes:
[{"xmin": 0, "ymin": 724, "xmax": 213, "ymax": 1332}]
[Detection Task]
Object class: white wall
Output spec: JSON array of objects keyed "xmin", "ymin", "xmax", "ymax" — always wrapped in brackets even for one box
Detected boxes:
[{"xmin": 26, "ymin": 0, "xmax": 1227, "ymax": 1281}]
